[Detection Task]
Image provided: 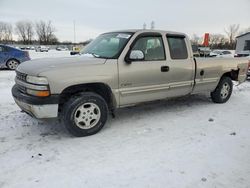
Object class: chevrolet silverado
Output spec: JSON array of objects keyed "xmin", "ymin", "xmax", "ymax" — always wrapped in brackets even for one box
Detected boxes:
[{"xmin": 12, "ymin": 30, "xmax": 249, "ymax": 136}]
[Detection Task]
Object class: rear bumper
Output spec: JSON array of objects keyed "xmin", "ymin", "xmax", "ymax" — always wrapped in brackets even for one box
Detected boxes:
[
  {"xmin": 12, "ymin": 85, "xmax": 59, "ymax": 119},
  {"xmin": 21, "ymin": 56, "xmax": 31, "ymax": 62}
]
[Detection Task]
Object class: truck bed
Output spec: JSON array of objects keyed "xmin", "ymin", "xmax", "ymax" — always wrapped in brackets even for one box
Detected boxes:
[{"xmin": 192, "ymin": 57, "xmax": 249, "ymax": 94}]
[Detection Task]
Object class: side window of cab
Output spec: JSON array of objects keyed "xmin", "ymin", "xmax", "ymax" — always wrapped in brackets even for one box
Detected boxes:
[
  {"xmin": 167, "ymin": 36, "xmax": 188, "ymax": 60},
  {"xmin": 131, "ymin": 36, "xmax": 165, "ymax": 61}
]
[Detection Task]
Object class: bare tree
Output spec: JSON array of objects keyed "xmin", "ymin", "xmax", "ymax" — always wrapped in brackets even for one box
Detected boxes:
[
  {"xmin": 0, "ymin": 22, "xmax": 3, "ymax": 41},
  {"xmin": 15, "ymin": 20, "xmax": 34, "ymax": 44},
  {"xmin": 209, "ymin": 34, "xmax": 228, "ymax": 49},
  {"xmin": 224, "ymin": 24, "xmax": 240, "ymax": 48},
  {"xmin": 0, "ymin": 21, "xmax": 13, "ymax": 42},
  {"xmin": 210, "ymin": 34, "xmax": 226, "ymax": 45},
  {"xmin": 190, "ymin": 34, "xmax": 200, "ymax": 45},
  {"xmin": 5, "ymin": 23, "xmax": 12, "ymax": 42},
  {"xmin": 26, "ymin": 22, "xmax": 34, "ymax": 43},
  {"xmin": 16, "ymin": 21, "xmax": 26, "ymax": 43},
  {"xmin": 35, "ymin": 20, "xmax": 58, "ymax": 44}
]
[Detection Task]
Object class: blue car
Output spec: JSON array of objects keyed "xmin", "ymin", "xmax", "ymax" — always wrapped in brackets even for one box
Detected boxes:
[{"xmin": 0, "ymin": 45, "xmax": 30, "ymax": 70}]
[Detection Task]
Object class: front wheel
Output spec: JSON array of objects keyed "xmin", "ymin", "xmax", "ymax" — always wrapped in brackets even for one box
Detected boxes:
[
  {"xmin": 62, "ymin": 92, "xmax": 108, "ymax": 137},
  {"xmin": 211, "ymin": 76, "xmax": 233, "ymax": 103}
]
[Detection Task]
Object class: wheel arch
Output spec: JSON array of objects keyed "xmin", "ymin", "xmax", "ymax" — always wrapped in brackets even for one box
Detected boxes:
[
  {"xmin": 59, "ymin": 82, "xmax": 116, "ymax": 113},
  {"xmin": 221, "ymin": 69, "xmax": 239, "ymax": 81}
]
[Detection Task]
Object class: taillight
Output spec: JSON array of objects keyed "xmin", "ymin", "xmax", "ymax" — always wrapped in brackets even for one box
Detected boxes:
[
  {"xmin": 248, "ymin": 60, "xmax": 250, "ymax": 70},
  {"xmin": 24, "ymin": 51, "xmax": 30, "ymax": 59}
]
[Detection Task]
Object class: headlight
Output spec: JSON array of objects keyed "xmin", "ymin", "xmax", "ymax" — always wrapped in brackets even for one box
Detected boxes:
[
  {"xmin": 26, "ymin": 75, "xmax": 49, "ymax": 85},
  {"xmin": 25, "ymin": 76, "xmax": 50, "ymax": 97}
]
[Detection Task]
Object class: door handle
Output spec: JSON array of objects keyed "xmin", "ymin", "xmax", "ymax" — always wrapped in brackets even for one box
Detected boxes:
[
  {"xmin": 200, "ymin": 69, "xmax": 205, "ymax": 76},
  {"xmin": 161, "ymin": 66, "xmax": 169, "ymax": 72}
]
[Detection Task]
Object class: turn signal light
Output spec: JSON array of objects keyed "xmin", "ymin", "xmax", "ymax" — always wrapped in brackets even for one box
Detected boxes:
[
  {"xmin": 36, "ymin": 91, "xmax": 50, "ymax": 97},
  {"xmin": 26, "ymin": 89, "xmax": 50, "ymax": 97}
]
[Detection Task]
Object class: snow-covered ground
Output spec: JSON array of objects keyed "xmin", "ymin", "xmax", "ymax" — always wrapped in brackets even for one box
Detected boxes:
[
  {"xmin": 0, "ymin": 51, "xmax": 250, "ymax": 188},
  {"xmin": 28, "ymin": 49, "xmax": 72, "ymax": 59}
]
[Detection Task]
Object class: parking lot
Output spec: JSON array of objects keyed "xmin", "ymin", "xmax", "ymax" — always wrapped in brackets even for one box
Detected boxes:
[{"xmin": 0, "ymin": 51, "xmax": 250, "ymax": 188}]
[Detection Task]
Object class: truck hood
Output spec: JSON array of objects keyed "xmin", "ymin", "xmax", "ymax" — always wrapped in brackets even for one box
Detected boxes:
[{"xmin": 17, "ymin": 55, "xmax": 106, "ymax": 76}]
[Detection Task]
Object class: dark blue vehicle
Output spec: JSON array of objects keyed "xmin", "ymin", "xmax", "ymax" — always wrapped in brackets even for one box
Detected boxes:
[{"xmin": 0, "ymin": 45, "xmax": 30, "ymax": 70}]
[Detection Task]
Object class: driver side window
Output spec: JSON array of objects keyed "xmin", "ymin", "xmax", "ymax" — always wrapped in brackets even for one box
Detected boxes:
[{"xmin": 131, "ymin": 36, "xmax": 165, "ymax": 61}]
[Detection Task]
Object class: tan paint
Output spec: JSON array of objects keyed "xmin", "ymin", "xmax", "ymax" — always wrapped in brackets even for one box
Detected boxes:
[{"xmin": 17, "ymin": 30, "xmax": 249, "ymax": 109}]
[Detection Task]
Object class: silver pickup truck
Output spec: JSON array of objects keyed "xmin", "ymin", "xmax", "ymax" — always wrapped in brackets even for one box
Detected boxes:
[{"xmin": 12, "ymin": 30, "xmax": 249, "ymax": 136}]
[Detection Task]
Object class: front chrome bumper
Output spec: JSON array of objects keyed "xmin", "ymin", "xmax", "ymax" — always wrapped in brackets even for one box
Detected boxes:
[
  {"xmin": 12, "ymin": 83, "xmax": 60, "ymax": 119},
  {"xmin": 14, "ymin": 98, "xmax": 58, "ymax": 119}
]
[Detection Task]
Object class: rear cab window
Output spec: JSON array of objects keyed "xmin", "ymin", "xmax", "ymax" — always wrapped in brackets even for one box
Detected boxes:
[{"xmin": 166, "ymin": 35, "xmax": 188, "ymax": 60}]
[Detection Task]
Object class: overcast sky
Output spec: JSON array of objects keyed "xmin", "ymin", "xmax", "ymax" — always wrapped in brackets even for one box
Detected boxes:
[{"xmin": 0, "ymin": 0, "xmax": 250, "ymax": 42}]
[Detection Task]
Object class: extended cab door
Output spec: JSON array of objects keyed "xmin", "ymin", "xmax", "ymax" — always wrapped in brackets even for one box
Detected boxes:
[
  {"xmin": 118, "ymin": 32, "xmax": 195, "ymax": 106},
  {"xmin": 118, "ymin": 32, "xmax": 170, "ymax": 106},
  {"xmin": 164, "ymin": 34, "xmax": 194, "ymax": 96}
]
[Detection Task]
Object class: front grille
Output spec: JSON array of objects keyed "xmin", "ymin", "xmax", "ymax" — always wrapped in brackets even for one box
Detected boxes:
[
  {"xmin": 16, "ymin": 71, "xmax": 27, "ymax": 82},
  {"xmin": 17, "ymin": 85, "xmax": 26, "ymax": 94},
  {"xmin": 16, "ymin": 71, "xmax": 27, "ymax": 94}
]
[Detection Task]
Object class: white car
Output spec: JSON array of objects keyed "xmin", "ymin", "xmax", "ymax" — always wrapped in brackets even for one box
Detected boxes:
[
  {"xmin": 35, "ymin": 46, "xmax": 49, "ymax": 52},
  {"xmin": 210, "ymin": 50, "xmax": 233, "ymax": 58},
  {"xmin": 56, "ymin": 46, "xmax": 69, "ymax": 51}
]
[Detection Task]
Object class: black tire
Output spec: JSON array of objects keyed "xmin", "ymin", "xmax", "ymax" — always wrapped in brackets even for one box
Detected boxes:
[
  {"xmin": 6, "ymin": 59, "xmax": 20, "ymax": 70},
  {"xmin": 62, "ymin": 92, "xmax": 108, "ymax": 137},
  {"xmin": 211, "ymin": 76, "xmax": 233, "ymax": 103}
]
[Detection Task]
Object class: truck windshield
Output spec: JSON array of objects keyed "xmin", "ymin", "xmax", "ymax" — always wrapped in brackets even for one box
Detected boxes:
[{"xmin": 81, "ymin": 32, "xmax": 133, "ymax": 59}]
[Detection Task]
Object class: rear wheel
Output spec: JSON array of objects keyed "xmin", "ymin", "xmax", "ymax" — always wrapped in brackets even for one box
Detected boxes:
[
  {"xmin": 62, "ymin": 92, "xmax": 108, "ymax": 137},
  {"xmin": 6, "ymin": 59, "xmax": 19, "ymax": 70},
  {"xmin": 211, "ymin": 76, "xmax": 233, "ymax": 103}
]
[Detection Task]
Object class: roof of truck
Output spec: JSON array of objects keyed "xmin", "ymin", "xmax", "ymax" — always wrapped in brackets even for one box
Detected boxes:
[{"xmin": 104, "ymin": 29, "xmax": 186, "ymax": 36}]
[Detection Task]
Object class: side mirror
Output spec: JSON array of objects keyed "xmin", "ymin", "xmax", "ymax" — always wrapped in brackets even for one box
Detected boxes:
[
  {"xmin": 125, "ymin": 50, "xmax": 144, "ymax": 64},
  {"xmin": 130, "ymin": 50, "xmax": 144, "ymax": 60}
]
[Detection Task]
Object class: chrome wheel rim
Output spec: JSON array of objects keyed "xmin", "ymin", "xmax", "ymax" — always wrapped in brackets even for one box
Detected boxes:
[
  {"xmin": 74, "ymin": 102, "xmax": 101, "ymax": 129},
  {"xmin": 8, "ymin": 60, "xmax": 19, "ymax": 70},
  {"xmin": 220, "ymin": 82, "xmax": 230, "ymax": 99}
]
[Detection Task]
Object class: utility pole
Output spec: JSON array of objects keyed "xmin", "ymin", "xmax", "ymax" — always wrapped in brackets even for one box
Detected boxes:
[{"xmin": 73, "ymin": 20, "xmax": 76, "ymax": 44}]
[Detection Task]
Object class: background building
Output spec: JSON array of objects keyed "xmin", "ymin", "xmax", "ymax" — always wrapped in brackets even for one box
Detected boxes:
[{"xmin": 235, "ymin": 32, "xmax": 250, "ymax": 56}]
